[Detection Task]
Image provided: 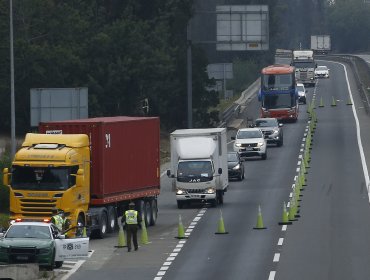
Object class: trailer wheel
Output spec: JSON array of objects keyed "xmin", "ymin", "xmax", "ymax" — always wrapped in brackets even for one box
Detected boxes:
[
  {"xmin": 144, "ymin": 201, "xmax": 151, "ymax": 226},
  {"xmin": 107, "ymin": 206, "xmax": 117, "ymax": 233},
  {"xmin": 96, "ymin": 210, "xmax": 108, "ymax": 239},
  {"xmin": 149, "ymin": 199, "xmax": 158, "ymax": 226}
]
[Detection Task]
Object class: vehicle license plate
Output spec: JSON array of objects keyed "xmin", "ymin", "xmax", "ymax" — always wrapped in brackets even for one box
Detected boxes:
[
  {"xmin": 191, "ymin": 194, "xmax": 200, "ymax": 198},
  {"xmin": 16, "ymin": 255, "xmax": 29, "ymax": 260}
]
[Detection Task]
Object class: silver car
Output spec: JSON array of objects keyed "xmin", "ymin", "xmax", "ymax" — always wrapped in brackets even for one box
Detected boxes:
[
  {"xmin": 254, "ymin": 118, "xmax": 284, "ymax": 147},
  {"xmin": 232, "ymin": 128, "xmax": 267, "ymax": 160}
]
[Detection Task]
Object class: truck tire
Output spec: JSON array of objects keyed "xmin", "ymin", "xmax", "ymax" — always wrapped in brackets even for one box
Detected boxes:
[
  {"xmin": 149, "ymin": 199, "xmax": 158, "ymax": 226},
  {"xmin": 217, "ymin": 191, "xmax": 224, "ymax": 204},
  {"xmin": 144, "ymin": 200, "xmax": 152, "ymax": 226},
  {"xmin": 177, "ymin": 201, "xmax": 184, "ymax": 209},
  {"xmin": 96, "ymin": 210, "xmax": 108, "ymax": 239},
  {"xmin": 76, "ymin": 214, "xmax": 85, "ymax": 237},
  {"xmin": 107, "ymin": 206, "xmax": 117, "ymax": 233}
]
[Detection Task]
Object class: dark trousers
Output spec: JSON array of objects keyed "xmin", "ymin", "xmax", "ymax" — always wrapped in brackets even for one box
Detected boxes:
[{"xmin": 126, "ymin": 224, "xmax": 138, "ymax": 250}]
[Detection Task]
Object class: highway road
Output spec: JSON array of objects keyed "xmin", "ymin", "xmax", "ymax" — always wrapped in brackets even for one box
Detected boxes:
[{"xmin": 58, "ymin": 59, "xmax": 370, "ymax": 280}]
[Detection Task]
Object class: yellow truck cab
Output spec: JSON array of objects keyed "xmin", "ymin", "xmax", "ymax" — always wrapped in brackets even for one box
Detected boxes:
[{"xmin": 3, "ymin": 133, "xmax": 89, "ymax": 237}]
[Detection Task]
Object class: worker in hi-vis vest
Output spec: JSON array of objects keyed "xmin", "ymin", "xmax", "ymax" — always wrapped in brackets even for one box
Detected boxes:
[{"xmin": 122, "ymin": 202, "xmax": 142, "ymax": 252}]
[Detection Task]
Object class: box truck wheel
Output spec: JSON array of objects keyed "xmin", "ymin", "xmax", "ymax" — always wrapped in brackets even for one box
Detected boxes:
[
  {"xmin": 76, "ymin": 214, "xmax": 85, "ymax": 237},
  {"xmin": 149, "ymin": 199, "xmax": 158, "ymax": 226},
  {"xmin": 177, "ymin": 201, "xmax": 184, "ymax": 209},
  {"xmin": 217, "ymin": 191, "xmax": 224, "ymax": 204},
  {"xmin": 97, "ymin": 210, "xmax": 108, "ymax": 239},
  {"xmin": 107, "ymin": 206, "xmax": 117, "ymax": 233}
]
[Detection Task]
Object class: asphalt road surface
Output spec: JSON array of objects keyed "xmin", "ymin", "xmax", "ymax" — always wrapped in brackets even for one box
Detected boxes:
[{"xmin": 60, "ymin": 59, "xmax": 370, "ymax": 280}]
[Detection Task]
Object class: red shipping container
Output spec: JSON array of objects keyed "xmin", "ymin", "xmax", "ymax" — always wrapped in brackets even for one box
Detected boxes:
[{"xmin": 39, "ymin": 116, "xmax": 160, "ymax": 206}]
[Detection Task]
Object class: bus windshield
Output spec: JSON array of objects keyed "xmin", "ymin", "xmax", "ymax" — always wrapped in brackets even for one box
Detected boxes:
[
  {"xmin": 262, "ymin": 74, "xmax": 293, "ymax": 91},
  {"xmin": 293, "ymin": 61, "xmax": 316, "ymax": 68},
  {"xmin": 262, "ymin": 94, "xmax": 295, "ymax": 109}
]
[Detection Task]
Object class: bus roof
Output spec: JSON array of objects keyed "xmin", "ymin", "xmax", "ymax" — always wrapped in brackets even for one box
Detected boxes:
[{"xmin": 261, "ymin": 64, "xmax": 295, "ymax": 75}]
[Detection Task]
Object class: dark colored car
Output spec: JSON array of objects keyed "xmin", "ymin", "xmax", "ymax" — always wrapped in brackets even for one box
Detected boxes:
[
  {"xmin": 254, "ymin": 118, "xmax": 284, "ymax": 147},
  {"xmin": 227, "ymin": 152, "xmax": 245, "ymax": 181}
]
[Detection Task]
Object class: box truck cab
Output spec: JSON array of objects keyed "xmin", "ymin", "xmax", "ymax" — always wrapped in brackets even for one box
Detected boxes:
[{"xmin": 166, "ymin": 128, "xmax": 228, "ymax": 209}]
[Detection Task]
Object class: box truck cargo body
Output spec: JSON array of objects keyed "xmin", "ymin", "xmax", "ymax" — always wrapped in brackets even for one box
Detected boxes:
[
  {"xmin": 167, "ymin": 128, "xmax": 228, "ymax": 209},
  {"xmin": 311, "ymin": 35, "xmax": 331, "ymax": 54},
  {"xmin": 3, "ymin": 116, "xmax": 160, "ymax": 238}
]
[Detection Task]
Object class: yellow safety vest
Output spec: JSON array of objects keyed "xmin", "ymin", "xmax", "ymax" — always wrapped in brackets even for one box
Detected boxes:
[
  {"xmin": 125, "ymin": 210, "xmax": 138, "ymax": 225},
  {"xmin": 52, "ymin": 214, "xmax": 64, "ymax": 231}
]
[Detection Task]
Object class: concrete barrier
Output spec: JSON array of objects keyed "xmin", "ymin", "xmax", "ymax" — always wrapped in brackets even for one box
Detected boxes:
[{"xmin": 0, "ymin": 264, "xmax": 39, "ymax": 280}]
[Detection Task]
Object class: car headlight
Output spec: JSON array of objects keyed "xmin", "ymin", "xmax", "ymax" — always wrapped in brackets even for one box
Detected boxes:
[
  {"xmin": 232, "ymin": 164, "xmax": 240, "ymax": 170},
  {"xmin": 273, "ymin": 129, "xmax": 279, "ymax": 134},
  {"xmin": 205, "ymin": 187, "xmax": 215, "ymax": 194},
  {"xmin": 38, "ymin": 248, "xmax": 51, "ymax": 254},
  {"xmin": 176, "ymin": 188, "xmax": 187, "ymax": 195},
  {"xmin": 235, "ymin": 143, "xmax": 242, "ymax": 147},
  {"xmin": 257, "ymin": 142, "xmax": 265, "ymax": 147}
]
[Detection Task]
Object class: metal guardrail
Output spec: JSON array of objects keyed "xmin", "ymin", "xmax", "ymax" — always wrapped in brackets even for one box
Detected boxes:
[{"xmin": 219, "ymin": 78, "xmax": 260, "ymax": 128}]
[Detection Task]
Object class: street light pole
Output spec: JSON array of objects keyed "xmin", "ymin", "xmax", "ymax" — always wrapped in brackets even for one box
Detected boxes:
[
  {"xmin": 10, "ymin": 0, "xmax": 16, "ymax": 159},
  {"xmin": 186, "ymin": 21, "xmax": 192, "ymax": 129}
]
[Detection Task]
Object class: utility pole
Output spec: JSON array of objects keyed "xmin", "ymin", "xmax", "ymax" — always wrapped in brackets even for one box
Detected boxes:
[
  {"xmin": 187, "ymin": 21, "xmax": 192, "ymax": 129},
  {"xmin": 10, "ymin": 0, "xmax": 16, "ymax": 159}
]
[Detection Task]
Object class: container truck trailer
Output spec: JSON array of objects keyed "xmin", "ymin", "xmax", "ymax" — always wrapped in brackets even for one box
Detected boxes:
[
  {"xmin": 311, "ymin": 35, "xmax": 331, "ymax": 55},
  {"xmin": 2, "ymin": 116, "xmax": 160, "ymax": 238}
]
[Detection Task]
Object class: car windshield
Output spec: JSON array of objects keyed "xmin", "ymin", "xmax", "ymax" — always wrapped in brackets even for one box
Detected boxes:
[
  {"xmin": 296, "ymin": 85, "xmax": 305, "ymax": 92},
  {"xmin": 317, "ymin": 66, "xmax": 328, "ymax": 70},
  {"xmin": 255, "ymin": 119, "xmax": 277, "ymax": 127},
  {"xmin": 228, "ymin": 153, "xmax": 238, "ymax": 162},
  {"xmin": 6, "ymin": 225, "xmax": 51, "ymax": 239},
  {"xmin": 237, "ymin": 130, "xmax": 263, "ymax": 139},
  {"xmin": 11, "ymin": 166, "xmax": 79, "ymax": 191}
]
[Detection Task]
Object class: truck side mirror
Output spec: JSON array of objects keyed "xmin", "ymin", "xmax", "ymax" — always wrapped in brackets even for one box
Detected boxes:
[
  {"xmin": 218, "ymin": 168, "xmax": 222, "ymax": 175},
  {"xmin": 166, "ymin": 169, "xmax": 171, "ymax": 177},
  {"xmin": 2, "ymin": 168, "xmax": 10, "ymax": 186},
  {"xmin": 231, "ymin": 137, "xmax": 235, "ymax": 140},
  {"xmin": 75, "ymin": 169, "xmax": 84, "ymax": 187}
]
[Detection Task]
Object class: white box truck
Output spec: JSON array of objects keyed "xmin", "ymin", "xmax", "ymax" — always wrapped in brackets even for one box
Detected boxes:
[
  {"xmin": 311, "ymin": 35, "xmax": 331, "ymax": 55},
  {"xmin": 166, "ymin": 128, "xmax": 229, "ymax": 209},
  {"xmin": 292, "ymin": 50, "xmax": 316, "ymax": 87}
]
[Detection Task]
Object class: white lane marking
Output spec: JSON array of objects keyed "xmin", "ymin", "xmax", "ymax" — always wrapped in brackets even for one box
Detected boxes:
[
  {"xmin": 282, "ymin": 225, "xmax": 287, "ymax": 231},
  {"xmin": 339, "ymin": 62, "xmax": 370, "ymax": 201},
  {"xmin": 268, "ymin": 271, "xmax": 276, "ymax": 280},
  {"xmin": 273, "ymin": 253, "xmax": 280, "ymax": 262},
  {"xmin": 60, "ymin": 260, "xmax": 86, "ymax": 280},
  {"xmin": 154, "ymin": 208, "xmax": 207, "ymax": 280},
  {"xmin": 278, "ymin": 238, "xmax": 284, "ymax": 246}
]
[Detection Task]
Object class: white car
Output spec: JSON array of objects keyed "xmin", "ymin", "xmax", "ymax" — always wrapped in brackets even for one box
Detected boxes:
[
  {"xmin": 296, "ymin": 83, "xmax": 307, "ymax": 104},
  {"xmin": 232, "ymin": 128, "xmax": 267, "ymax": 160},
  {"xmin": 315, "ymin": 65, "xmax": 330, "ymax": 78}
]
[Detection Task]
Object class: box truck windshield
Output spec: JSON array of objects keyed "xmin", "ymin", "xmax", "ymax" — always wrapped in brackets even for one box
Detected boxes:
[{"xmin": 177, "ymin": 160, "xmax": 213, "ymax": 182}]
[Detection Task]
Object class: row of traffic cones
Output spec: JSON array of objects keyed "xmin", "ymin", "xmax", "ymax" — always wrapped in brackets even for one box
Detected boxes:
[{"xmin": 316, "ymin": 96, "xmax": 353, "ymax": 107}]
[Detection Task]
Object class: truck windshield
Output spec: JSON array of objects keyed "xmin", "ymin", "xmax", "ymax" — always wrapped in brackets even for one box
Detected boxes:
[
  {"xmin": 177, "ymin": 161, "xmax": 213, "ymax": 182},
  {"xmin": 262, "ymin": 74, "xmax": 293, "ymax": 91},
  {"xmin": 294, "ymin": 61, "xmax": 315, "ymax": 68},
  {"xmin": 11, "ymin": 166, "xmax": 78, "ymax": 191},
  {"xmin": 262, "ymin": 94, "xmax": 295, "ymax": 109}
]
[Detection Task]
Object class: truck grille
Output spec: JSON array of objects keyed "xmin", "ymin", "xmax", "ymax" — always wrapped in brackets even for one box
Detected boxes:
[
  {"xmin": 9, "ymin": 247, "xmax": 37, "ymax": 263},
  {"xmin": 20, "ymin": 198, "xmax": 57, "ymax": 217},
  {"xmin": 187, "ymin": 189, "xmax": 205, "ymax": 193}
]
